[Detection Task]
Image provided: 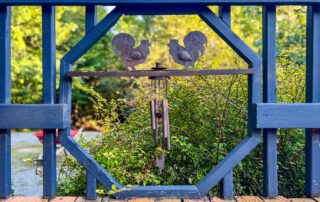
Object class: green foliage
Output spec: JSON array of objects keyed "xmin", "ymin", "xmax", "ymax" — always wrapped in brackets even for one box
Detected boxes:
[
  {"xmin": 58, "ymin": 52, "xmax": 306, "ymax": 197},
  {"xmin": 11, "ymin": 6, "xmax": 80, "ymax": 104}
]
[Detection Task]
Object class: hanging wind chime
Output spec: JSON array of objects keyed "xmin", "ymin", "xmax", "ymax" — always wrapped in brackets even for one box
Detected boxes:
[{"xmin": 149, "ymin": 63, "xmax": 170, "ymax": 173}]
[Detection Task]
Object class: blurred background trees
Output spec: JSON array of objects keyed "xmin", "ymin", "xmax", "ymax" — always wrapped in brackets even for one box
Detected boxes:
[{"xmin": 11, "ymin": 5, "xmax": 307, "ymax": 197}]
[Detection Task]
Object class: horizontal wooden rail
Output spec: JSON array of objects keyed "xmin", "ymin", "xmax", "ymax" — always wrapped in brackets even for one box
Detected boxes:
[
  {"xmin": 68, "ymin": 69, "xmax": 254, "ymax": 78},
  {"xmin": 254, "ymin": 103, "xmax": 320, "ymax": 128},
  {"xmin": 0, "ymin": 104, "xmax": 67, "ymax": 129},
  {"xmin": 1, "ymin": 0, "xmax": 320, "ymax": 5},
  {"xmin": 114, "ymin": 185, "xmax": 201, "ymax": 198}
]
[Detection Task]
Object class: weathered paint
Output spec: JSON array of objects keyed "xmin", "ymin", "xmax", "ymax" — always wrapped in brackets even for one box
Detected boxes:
[
  {"xmin": 262, "ymin": 5, "xmax": 278, "ymax": 198},
  {"xmin": 114, "ymin": 185, "xmax": 201, "ymax": 199},
  {"xmin": 218, "ymin": 5, "xmax": 232, "ymax": 199},
  {"xmin": 305, "ymin": 5, "xmax": 320, "ymax": 197},
  {"xmin": 255, "ymin": 103, "xmax": 320, "ymax": 128},
  {"xmin": 0, "ymin": 104, "xmax": 67, "ymax": 129},
  {"xmin": 85, "ymin": 5, "xmax": 98, "ymax": 200},
  {"xmin": 42, "ymin": 5, "xmax": 57, "ymax": 198},
  {"xmin": 0, "ymin": 5, "xmax": 11, "ymax": 199}
]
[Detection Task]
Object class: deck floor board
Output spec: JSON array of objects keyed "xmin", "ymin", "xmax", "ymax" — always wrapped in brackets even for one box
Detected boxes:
[
  {"xmin": 234, "ymin": 196, "xmax": 264, "ymax": 202},
  {"xmin": 260, "ymin": 196, "xmax": 290, "ymax": 202}
]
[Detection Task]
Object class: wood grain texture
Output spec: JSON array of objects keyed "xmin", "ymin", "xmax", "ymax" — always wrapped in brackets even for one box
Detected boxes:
[
  {"xmin": 211, "ymin": 197, "xmax": 234, "ymax": 202},
  {"xmin": 107, "ymin": 198, "xmax": 127, "ymax": 202},
  {"xmin": 50, "ymin": 197, "xmax": 78, "ymax": 202},
  {"xmin": 0, "ymin": 104, "xmax": 67, "ymax": 129},
  {"xmin": 154, "ymin": 200, "xmax": 181, "ymax": 202},
  {"xmin": 75, "ymin": 197, "xmax": 102, "ymax": 202},
  {"xmin": 235, "ymin": 196, "xmax": 263, "ymax": 202},
  {"xmin": 67, "ymin": 69, "xmax": 254, "ymax": 78},
  {"xmin": 184, "ymin": 198, "xmax": 210, "ymax": 202},
  {"xmin": 3, "ymin": 0, "xmax": 320, "ymax": 6},
  {"xmin": 254, "ymin": 103, "xmax": 320, "ymax": 128},
  {"xmin": 128, "ymin": 198, "xmax": 155, "ymax": 202},
  {"xmin": 260, "ymin": 196, "xmax": 290, "ymax": 201},
  {"xmin": 289, "ymin": 199, "xmax": 316, "ymax": 202}
]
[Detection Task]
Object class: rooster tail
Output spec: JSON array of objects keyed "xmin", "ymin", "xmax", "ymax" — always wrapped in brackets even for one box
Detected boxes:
[
  {"xmin": 112, "ymin": 33, "xmax": 135, "ymax": 56},
  {"xmin": 198, "ymin": 45, "xmax": 206, "ymax": 56},
  {"xmin": 184, "ymin": 31, "xmax": 208, "ymax": 55}
]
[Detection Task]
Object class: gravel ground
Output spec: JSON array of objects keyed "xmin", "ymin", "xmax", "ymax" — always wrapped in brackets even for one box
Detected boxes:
[{"xmin": 11, "ymin": 131, "xmax": 101, "ymax": 196}]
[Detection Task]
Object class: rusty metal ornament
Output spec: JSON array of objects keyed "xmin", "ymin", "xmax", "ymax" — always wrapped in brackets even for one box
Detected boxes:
[
  {"xmin": 155, "ymin": 152, "xmax": 165, "ymax": 174},
  {"xmin": 168, "ymin": 31, "xmax": 208, "ymax": 70},
  {"xmin": 112, "ymin": 33, "xmax": 151, "ymax": 70}
]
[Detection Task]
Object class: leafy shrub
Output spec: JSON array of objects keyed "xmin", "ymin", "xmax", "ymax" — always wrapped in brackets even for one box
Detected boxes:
[{"xmin": 57, "ymin": 55, "xmax": 306, "ymax": 197}]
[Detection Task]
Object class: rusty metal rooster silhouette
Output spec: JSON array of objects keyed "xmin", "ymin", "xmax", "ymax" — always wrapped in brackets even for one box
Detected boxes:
[
  {"xmin": 168, "ymin": 31, "xmax": 208, "ymax": 70},
  {"xmin": 112, "ymin": 33, "xmax": 151, "ymax": 70}
]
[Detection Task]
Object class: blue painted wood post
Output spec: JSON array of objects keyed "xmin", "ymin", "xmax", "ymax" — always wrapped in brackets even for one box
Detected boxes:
[
  {"xmin": 0, "ymin": 5, "xmax": 11, "ymax": 199},
  {"xmin": 42, "ymin": 5, "xmax": 57, "ymax": 198},
  {"xmin": 85, "ymin": 4, "xmax": 98, "ymax": 200},
  {"xmin": 220, "ymin": 171, "xmax": 233, "ymax": 200},
  {"xmin": 86, "ymin": 5, "xmax": 97, "ymax": 33},
  {"xmin": 86, "ymin": 173, "xmax": 97, "ymax": 200},
  {"xmin": 219, "ymin": 5, "xmax": 231, "ymax": 27},
  {"xmin": 262, "ymin": 5, "xmax": 278, "ymax": 198},
  {"xmin": 218, "ymin": 5, "xmax": 233, "ymax": 200},
  {"xmin": 305, "ymin": 5, "xmax": 320, "ymax": 198}
]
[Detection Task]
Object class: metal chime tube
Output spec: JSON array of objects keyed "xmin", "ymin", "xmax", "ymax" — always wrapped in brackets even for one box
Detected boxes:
[
  {"xmin": 162, "ymin": 99, "xmax": 170, "ymax": 150},
  {"xmin": 150, "ymin": 99, "xmax": 159, "ymax": 140},
  {"xmin": 150, "ymin": 100, "xmax": 156, "ymax": 130}
]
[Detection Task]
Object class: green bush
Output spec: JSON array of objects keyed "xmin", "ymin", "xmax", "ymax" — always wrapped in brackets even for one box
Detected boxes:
[{"xmin": 57, "ymin": 55, "xmax": 306, "ymax": 197}]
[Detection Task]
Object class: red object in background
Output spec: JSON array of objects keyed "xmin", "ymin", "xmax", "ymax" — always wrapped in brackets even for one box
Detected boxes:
[{"xmin": 34, "ymin": 129, "xmax": 79, "ymax": 144}]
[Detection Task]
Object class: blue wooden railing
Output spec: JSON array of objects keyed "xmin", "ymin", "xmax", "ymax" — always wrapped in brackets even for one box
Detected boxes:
[{"xmin": 0, "ymin": 0, "xmax": 320, "ymax": 200}]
